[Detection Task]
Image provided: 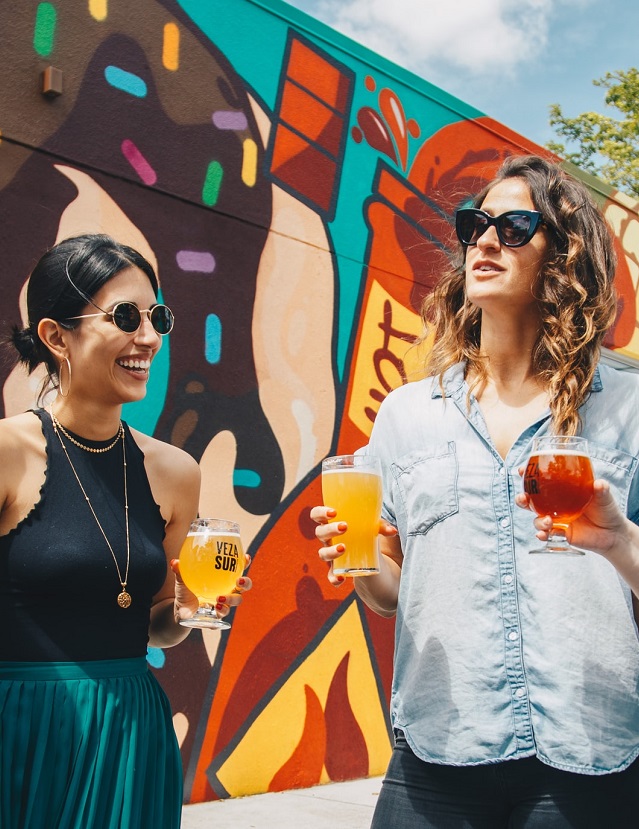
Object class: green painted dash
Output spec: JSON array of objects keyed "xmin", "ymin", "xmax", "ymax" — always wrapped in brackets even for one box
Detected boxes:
[
  {"xmin": 202, "ymin": 161, "xmax": 223, "ymax": 207},
  {"xmin": 34, "ymin": 2, "xmax": 57, "ymax": 57}
]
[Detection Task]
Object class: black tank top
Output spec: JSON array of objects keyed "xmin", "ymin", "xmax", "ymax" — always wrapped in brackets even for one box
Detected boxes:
[{"xmin": 0, "ymin": 409, "xmax": 167, "ymax": 661}]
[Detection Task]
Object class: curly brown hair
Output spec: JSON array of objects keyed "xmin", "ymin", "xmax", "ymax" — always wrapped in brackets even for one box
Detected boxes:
[{"xmin": 419, "ymin": 155, "xmax": 618, "ymax": 435}]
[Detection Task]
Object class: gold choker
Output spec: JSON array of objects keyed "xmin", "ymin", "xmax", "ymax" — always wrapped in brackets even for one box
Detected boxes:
[{"xmin": 51, "ymin": 413, "xmax": 124, "ymax": 453}]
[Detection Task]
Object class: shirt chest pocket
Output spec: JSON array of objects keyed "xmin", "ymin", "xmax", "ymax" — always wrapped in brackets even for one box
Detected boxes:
[
  {"xmin": 588, "ymin": 442, "xmax": 638, "ymax": 517},
  {"xmin": 391, "ymin": 442, "xmax": 459, "ymax": 536}
]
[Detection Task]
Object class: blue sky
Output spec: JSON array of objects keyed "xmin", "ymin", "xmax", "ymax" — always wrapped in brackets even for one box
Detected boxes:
[{"xmin": 283, "ymin": 0, "xmax": 638, "ymax": 150}]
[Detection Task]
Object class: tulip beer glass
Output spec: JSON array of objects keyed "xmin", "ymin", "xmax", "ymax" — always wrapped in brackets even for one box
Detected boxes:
[
  {"xmin": 178, "ymin": 518, "xmax": 245, "ymax": 629},
  {"xmin": 523, "ymin": 435, "xmax": 594, "ymax": 555},
  {"xmin": 321, "ymin": 454, "xmax": 383, "ymax": 576}
]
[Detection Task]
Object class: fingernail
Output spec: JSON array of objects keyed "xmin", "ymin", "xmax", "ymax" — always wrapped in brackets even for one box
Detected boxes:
[
  {"xmin": 238, "ymin": 578, "xmax": 246, "ymax": 586},
  {"xmin": 217, "ymin": 596, "xmax": 226, "ymax": 603},
  {"xmin": 215, "ymin": 603, "xmax": 224, "ymax": 611},
  {"xmin": 337, "ymin": 576, "xmax": 345, "ymax": 583},
  {"xmin": 337, "ymin": 523, "xmax": 347, "ymax": 532},
  {"xmin": 336, "ymin": 544, "xmax": 345, "ymax": 553}
]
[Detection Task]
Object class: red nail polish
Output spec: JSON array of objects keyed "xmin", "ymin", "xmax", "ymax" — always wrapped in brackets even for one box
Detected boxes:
[
  {"xmin": 238, "ymin": 578, "xmax": 246, "ymax": 586},
  {"xmin": 215, "ymin": 603, "xmax": 224, "ymax": 611},
  {"xmin": 217, "ymin": 596, "xmax": 226, "ymax": 603},
  {"xmin": 336, "ymin": 544, "xmax": 345, "ymax": 553}
]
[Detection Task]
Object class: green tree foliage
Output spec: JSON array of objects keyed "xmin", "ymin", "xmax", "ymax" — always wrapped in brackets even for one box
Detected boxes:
[{"xmin": 548, "ymin": 68, "xmax": 639, "ymax": 198}]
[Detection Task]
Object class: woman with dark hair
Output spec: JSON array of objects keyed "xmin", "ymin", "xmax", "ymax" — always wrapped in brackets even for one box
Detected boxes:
[
  {"xmin": 0, "ymin": 234, "xmax": 251, "ymax": 828},
  {"xmin": 312, "ymin": 156, "xmax": 639, "ymax": 827}
]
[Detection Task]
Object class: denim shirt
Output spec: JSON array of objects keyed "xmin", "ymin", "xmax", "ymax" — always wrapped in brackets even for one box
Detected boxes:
[{"xmin": 366, "ymin": 362, "xmax": 639, "ymax": 775}]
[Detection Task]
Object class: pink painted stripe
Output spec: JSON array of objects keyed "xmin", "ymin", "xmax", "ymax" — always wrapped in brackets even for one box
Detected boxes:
[{"xmin": 121, "ymin": 139, "xmax": 157, "ymax": 185}]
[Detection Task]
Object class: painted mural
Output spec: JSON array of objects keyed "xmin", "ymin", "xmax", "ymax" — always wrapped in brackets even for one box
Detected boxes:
[{"xmin": 2, "ymin": 0, "xmax": 639, "ymax": 806}]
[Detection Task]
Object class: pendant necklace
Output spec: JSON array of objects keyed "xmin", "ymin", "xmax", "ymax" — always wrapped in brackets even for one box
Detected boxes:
[{"xmin": 49, "ymin": 406, "xmax": 132, "ymax": 608}]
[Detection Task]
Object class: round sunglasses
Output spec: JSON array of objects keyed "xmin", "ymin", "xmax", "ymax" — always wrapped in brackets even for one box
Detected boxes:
[
  {"xmin": 65, "ymin": 301, "xmax": 174, "ymax": 334},
  {"xmin": 455, "ymin": 208, "xmax": 545, "ymax": 248}
]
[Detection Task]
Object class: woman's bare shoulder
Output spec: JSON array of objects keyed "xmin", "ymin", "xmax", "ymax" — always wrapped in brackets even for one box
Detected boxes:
[
  {"xmin": 129, "ymin": 427, "xmax": 200, "ymax": 483},
  {"xmin": 0, "ymin": 411, "xmax": 44, "ymax": 451}
]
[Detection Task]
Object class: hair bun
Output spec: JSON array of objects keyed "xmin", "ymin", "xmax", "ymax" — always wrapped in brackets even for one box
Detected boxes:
[{"xmin": 11, "ymin": 325, "xmax": 37, "ymax": 360}]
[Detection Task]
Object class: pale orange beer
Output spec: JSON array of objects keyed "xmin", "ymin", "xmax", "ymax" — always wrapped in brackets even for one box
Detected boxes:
[
  {"xmin": 321, "ymin": 454, "xmax": 383, "ymax": 575},
  {"xmin": 523, "ymin": 435, "xmax": 594, "ymax": 555},
  {"xmin": 178, "ymin": 518, "xmax": 244, "ymax": 628}
]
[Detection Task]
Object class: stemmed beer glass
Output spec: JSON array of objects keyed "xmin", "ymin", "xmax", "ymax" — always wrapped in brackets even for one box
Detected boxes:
[
  {"xmin": 523, "ymin": 435, "xmax": 594, "ymax": 555},
  {"xmin": 178, "ymin": 518, "xmax": 245, "ymax": 629}
]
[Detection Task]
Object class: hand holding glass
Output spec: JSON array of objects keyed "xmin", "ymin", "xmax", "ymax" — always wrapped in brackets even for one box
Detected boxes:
[
  {"xmin": 523, "ymin": 436, "xmax": 594, "ymax": 555},
  {"xmin": 321, "ymin": 454, "xmax": 383, "ymax": 576},
  {"xmin": 178, "ymin": 518, "xmax": 245, "ymax": 629}
]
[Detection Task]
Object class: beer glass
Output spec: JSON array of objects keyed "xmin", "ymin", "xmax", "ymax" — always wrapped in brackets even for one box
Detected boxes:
[
  {"xmin": 321, "ymin": 454, "xmax": 383, "ymax": 576},
  {"xmin": 523, "ymin": 436, "xmax": 594, "ymax": 555},
  {"xmin": 178, "ymin": 518, "xmax": 245, "ymax": 629}
]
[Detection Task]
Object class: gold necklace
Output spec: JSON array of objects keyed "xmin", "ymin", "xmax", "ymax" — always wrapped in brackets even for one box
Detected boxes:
[
  {"xmin": 49, "ymin": 408, "xmax": 132, "ymax": 608},
  {"xmin": 54, "ymin": 417, "xmax": 124, "ymax": 453}
]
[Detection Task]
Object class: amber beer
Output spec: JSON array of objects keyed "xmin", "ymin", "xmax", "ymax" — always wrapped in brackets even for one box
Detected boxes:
[
  {"xmin": 524, "ymin": 451, "xmax": 594, "ymax": 522},
  {"xmin": 523, "ymin": 436, "xmax": 594, "ymax": 555},
  {"xmin": 321, "ymin": 454, "xmax": 383, "ymax": 576},
  {"xmin": 178, "ymin": 518, "xmax": 244, "ymax": 629}
]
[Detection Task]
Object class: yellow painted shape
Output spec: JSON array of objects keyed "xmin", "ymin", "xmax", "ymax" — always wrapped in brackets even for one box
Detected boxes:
[
  {"xmin": 88, "ymin": 0, "xmax": 107, "ymax": 22},
  {"xmin": 348, "ymin": 279, "xmax": 427, "ymax": 438},
  {"xmin": 242, "ymin": 138, "xmax": 257, "ymax": 187},
  {"xmin": 215, "ymin": 600, "xmax": 391, "ymax": 797},
  {"xmin": 163, "ymin": 22, "xmax": 180, "ymax": 71}
]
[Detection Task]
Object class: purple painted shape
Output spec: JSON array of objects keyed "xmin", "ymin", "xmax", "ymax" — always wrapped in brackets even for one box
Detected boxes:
[
  {"xmin": 212, "ymin": 111, "xmax": 248, "ymax": 131},
  {"xmin": 121, "ymin": 139, "xmax": 157, "ymax": 185},
  {"xmin": 176, "ymin": 250, "xmax": 216, "ymax": 273}
]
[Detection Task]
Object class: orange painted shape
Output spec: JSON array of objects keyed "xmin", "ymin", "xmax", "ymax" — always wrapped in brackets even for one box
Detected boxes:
[
  {"xmin": 270, "ymin": 124, "xmax": 336, "ymax": 213},
  {"xmin": 279, "ymin": 82, "xmax": 344, "ymax": 156},
  {"xmin": 324, "ymin": 653, "xmax": 369, "ymax": 779},
  {"xmin": 162, "ymin": 22, "xmax": 180, "ymax": 71},
  {"xmin": 268, "ymin": 685, "xmax": 327, "ymax": 792},
  {"xmin": 189, "ymin": 476, "xmax": 352, "ymax": 802},
  {"xmin": 287, "ymin": 39, "xmax": 350, "ymax": 111},
  {"xmin": 379, "ymin": 88, "xmax": 408, "ymax": 170}
]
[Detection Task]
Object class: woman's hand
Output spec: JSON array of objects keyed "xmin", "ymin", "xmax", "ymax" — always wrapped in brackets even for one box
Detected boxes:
[
  {"xmin": 310, "ymin": 505, "xmax": 396, "ymax": 587},
  {"xmin": 169, "ymin": 556, "xmax": 253, "ymax": 622},
  {"xmin": 515, "ymin": 478, "xmax": 628, "ymax": 557}
]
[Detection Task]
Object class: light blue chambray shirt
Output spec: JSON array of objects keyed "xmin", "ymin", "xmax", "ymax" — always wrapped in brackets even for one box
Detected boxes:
[{"xmin": 365, "ymin": 362, "xmax": 639, "ymax": 775}]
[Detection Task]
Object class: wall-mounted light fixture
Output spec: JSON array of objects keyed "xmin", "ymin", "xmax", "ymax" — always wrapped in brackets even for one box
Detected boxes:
[{"xmin": 41, "ymin": 66, "xmax": 63, "ymax": 97}]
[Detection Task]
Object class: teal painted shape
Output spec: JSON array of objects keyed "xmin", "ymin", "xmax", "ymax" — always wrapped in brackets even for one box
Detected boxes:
[
  {"xmin": 233, "ymin": 468, "xmax": 261, "ymax": 488},
  {"xmin": 146, "ymin": 647, "xmax": 166, "ymax": 669},
  {"xmin": 122, "ymin": 288, "xmax": 170, "ymax": 434},
  {"xmin": 204, "ymin": 313, "xmax": 222, "ymax": 364},
  {"xmin": 104, "ymin": 65, "xmax": 148, "ymax": 98}
]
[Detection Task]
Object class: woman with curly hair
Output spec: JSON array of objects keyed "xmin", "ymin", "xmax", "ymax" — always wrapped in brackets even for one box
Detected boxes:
[{"xmin": 312, "ymin": 155, "xmax": 639, "ymax": 827}]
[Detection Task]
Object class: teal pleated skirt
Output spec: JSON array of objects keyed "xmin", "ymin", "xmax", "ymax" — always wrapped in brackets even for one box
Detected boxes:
[{"xmin": 0, "ymin": 658, "xmax": 182, "ymax": 829}]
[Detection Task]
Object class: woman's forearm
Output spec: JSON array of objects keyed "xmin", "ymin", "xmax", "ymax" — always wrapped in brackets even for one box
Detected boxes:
[
  {"xmin": 148, "ymin": 597, "xmax": 191, "ymax": 648},
  {"xmin": 353, "ymin": 550, "xmax": 401, "ymax": 618}
]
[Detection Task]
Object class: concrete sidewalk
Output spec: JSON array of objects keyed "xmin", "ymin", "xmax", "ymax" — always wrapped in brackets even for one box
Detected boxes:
[{"xmin": 181, "ymin": 776, "xmax": 383, "ymax": 829}]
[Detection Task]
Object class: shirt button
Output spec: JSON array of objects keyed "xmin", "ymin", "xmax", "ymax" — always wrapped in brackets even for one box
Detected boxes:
[
  {"xmin": 504, "ymin": 574, "xmax": 513, "ymax": 584},
  {"xmin": 500, "ymin": 517, "xmax": 510, "ymax": 528},
  {"xmin": 515, "ymin": 688, "xmax": 525, "ymax": 699},
  {"xmin": 499, "ymin": 467, "xmax": 506, "ymax": 476},
  {"xmin": 508, "ymin": 631, "xmax": 519, "ymax": 641}
]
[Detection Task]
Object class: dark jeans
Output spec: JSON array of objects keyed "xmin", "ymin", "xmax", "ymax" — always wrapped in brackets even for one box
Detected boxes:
[{"xmin": 370, "ymin": 733, "xmax": 639, "ymax": 828}]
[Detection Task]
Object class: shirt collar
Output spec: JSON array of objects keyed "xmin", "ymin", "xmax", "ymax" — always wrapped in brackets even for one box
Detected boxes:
[{"xmin": 430, "ymin": 362, "xmax": 604, "ymax": 399}]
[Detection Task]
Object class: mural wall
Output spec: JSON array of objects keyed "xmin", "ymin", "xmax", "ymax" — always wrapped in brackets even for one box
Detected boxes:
[{"xmin": 2, "ymin": 0, "xmax": 639, "ymax": 805}]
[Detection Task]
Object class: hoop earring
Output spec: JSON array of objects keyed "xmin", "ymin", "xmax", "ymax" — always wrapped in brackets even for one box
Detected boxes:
[{"xmin": 58, "ymin": 357, "xmax": 72, "ymax": 398}]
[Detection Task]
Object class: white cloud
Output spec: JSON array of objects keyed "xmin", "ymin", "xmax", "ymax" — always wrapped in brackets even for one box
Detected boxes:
[{"xmin": 295, "ymin": 0, "xmax": 568, "ymax": 79}]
